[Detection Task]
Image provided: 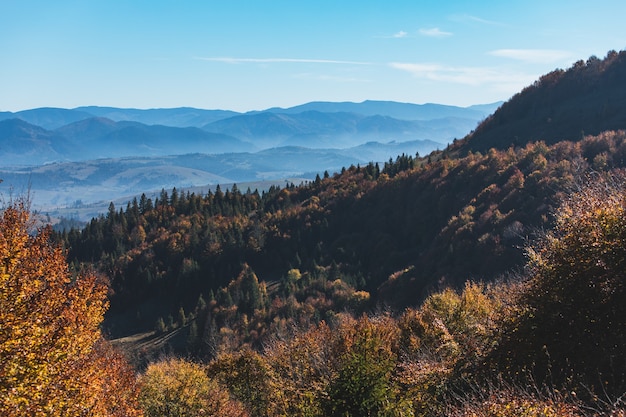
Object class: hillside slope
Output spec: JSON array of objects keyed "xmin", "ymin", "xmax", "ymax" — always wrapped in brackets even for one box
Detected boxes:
[
  {"xmin": 456, "ymin": 50, "xmax": 626, "ymax": 153},
  {"xmin": 58, "ymin": 50, "xmax": 626, "ymax": 355}
]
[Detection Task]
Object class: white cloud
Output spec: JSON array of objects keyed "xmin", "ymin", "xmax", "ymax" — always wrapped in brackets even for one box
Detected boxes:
[
  {"xmin": 374, "ymin": 31, "xmax": 410, "ymax": 39},
  {"xmin": 389, "ymin": 62, "xmax": 537, "ymax": 92},
  {"xmin": 419, "ymin": 27, "xmax": 453, "ymax": 38},
  {"xmin": 488, "ymin": 49, "xmax": 573, "ymax": 64},
  {"xmin": 195, "ymin": 57, "xmax": 373, "ymax": 65}
]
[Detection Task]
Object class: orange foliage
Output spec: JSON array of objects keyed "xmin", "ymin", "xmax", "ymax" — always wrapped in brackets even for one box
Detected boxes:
[{"xmin": 0, "ymin": 201, "xmax": 142, "ymax": 416}]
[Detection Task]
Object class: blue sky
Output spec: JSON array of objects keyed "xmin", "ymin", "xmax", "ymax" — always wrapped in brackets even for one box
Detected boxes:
[{"xmin": 2, "ymin": 0, "xmax": 625, "ymax": 112}]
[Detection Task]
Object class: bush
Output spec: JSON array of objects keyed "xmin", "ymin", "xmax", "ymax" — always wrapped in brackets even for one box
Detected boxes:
[{"xmin": 490, "ymin": 173, "xmax": 626, "ymax": 397}]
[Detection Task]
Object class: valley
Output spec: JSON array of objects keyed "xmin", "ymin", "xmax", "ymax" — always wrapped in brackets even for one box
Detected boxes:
[
  {"xmin": 4, "ymin": 0, "xmax": 626, "ymax": 415},
  {"xmin": 0, "ymin": 100, "xmax": 497, "ymax": 220}
]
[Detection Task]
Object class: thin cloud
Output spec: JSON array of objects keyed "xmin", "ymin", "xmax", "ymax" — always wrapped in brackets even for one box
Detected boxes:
[
  {"xmin": 489, "ymin": 49, "xmax": 573, "ymax": 64},
  {"xmin": 419, "ymin": 28, "xmax": 453, "ymax": 38},
  {"xmin": 196, "ymin": 57, "xmax": 373, "ymax": 65},
  {"xmin": 373, "ymin": 31, "xmax": 411, "ymax": 39},
  {"xmin": 389, "ymin": 62, "xmax": 536, "ymax": 89},
  {"xmin": 293, "ymin": 73, "xmax": 371, "ymax": 83},
  {"xmin": 451, "ymin": 14, "xmax": 505, "ymax": 26}
]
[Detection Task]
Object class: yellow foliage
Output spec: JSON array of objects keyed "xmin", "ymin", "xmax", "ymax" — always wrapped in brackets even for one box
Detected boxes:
[
  {"xmin": 208, "ymin": 349, "xmax": 282, "ymax": 417},
  {"xmin": 139, "ymin": 357, "xmax": 247, "ymax": 417},
  {"xmin": 0, "ymin": 201, "xmax": 142, "ymax": 416},
  {"xmin": 264, "ymin": 322, "xmax": 335, "ymax": 416},
  {"xmin": 400, "ymin": 282, "xmax": 499, "ymax": 364}
]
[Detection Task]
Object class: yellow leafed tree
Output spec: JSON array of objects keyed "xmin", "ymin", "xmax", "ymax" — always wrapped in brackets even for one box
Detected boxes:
[{"xmin": 0, "ymin": 201, "xmax": 142, "ymax": 416}]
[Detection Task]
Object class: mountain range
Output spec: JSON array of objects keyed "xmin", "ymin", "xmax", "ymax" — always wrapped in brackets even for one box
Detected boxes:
[
  {"xmin": 9, "ymin": 50, "xmax": 626, "ymax": 415},
  {"xmin": 0, "ymin": 101, "xmax": 498, "ymax": 214},
  {"xmin": 0, "ymin": 101, "xmax": 497, "ymax": 163}
]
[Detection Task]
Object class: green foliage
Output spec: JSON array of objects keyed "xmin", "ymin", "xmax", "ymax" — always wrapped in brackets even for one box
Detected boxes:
[
  {"xmin": 208, "ymin": 349, "xmax": 281, "ymax": 417},
  {"xmin": 322, "ymin": 315, "xmax": 412, "ymax": 417}
]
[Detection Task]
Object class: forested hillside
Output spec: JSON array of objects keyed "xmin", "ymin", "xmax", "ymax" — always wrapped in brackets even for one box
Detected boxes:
[
  {"xmin": 60, "ymin": 128, "xmax": 626, "ymax": 349},
  {"xmin": 59, "ymin": 49, "xmax": 626, "ymax": 353},
  {"xmin": 456, "ymin": 50, "xmax": 626, "ymax": 153},
  {"xmin": 4, "ymin": 50, "xmax": 626, "ymax": 416}
]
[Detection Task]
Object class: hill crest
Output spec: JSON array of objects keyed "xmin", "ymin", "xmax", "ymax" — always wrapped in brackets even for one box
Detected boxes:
[{"xmin": 457, "ymin": 50, "xmax": 626, "ymax": 154}]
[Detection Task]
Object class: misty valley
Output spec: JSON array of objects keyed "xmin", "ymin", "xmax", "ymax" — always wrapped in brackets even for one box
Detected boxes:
[
  {"xmin": 3, "ymin": 51, "xmax": 626, "ymax": 416},
  {"xmin": 0, "ymin": 100, "xmax": 496, "ymax": 220}
]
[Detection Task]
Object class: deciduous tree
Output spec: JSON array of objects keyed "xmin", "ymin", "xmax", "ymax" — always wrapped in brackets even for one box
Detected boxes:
[
  {"xmin": 139, "ymin": 357, "xmax": 247, "ymax": 417},
  {"xmin": 0, "ymin": 201, "xmax": 142, "ymax": 416}
]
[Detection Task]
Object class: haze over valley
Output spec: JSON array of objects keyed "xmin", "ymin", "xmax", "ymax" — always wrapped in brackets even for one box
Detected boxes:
[
  {"xmin": 0, "ymin": 100, "xmax": 499, "ymax": 219},
  {"xmin": 4, "ymin": 1, "xmax": 626, "ymax": 415}
]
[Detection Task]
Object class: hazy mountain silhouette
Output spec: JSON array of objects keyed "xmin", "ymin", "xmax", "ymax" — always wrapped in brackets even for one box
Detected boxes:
[
  {"xmin": 202, "ymin": 111, "xmax": 478, "ymax": 148},
  {"xmin": 0, "ymin": 119, "xmax": 73, "ymax": 165},
  {"xmin": 262, "ymin": 100, "xmax": 500, "ymax": 120},
  {"xmin": 0, "ymin": 108, "xmax": 94, "ymax": 130},
  {"xmin": 74, "ymin": 106, "xmax": 239, "ymax": 127},
  {"xmin": 0, "ymin": 100, "xmax": 496, "ymax": 210}
]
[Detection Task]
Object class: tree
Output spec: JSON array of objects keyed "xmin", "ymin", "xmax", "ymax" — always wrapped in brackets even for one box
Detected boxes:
[
  {"xmin": 139, "ymin": 357, "xmax": 247, "ymax": 417},
  {"xmin": 0, "ymin": 201, "xmax": 142, "ymax": 416},
  {"xmin": 208, "ymin": 349, "xmax": 282, "ymax": 417},
  {"xmin": 264, "ymin": 321, "xmax": 335, "ymax": 416},
  {"xmin": 323, "ymin": 315, "xmax": 411, "ymax": 417}
]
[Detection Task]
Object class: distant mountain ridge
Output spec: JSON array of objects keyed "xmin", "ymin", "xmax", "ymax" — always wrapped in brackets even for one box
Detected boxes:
[
  {"xmin": 0, "ymin": 100, "xmax": 500, "ymax": 129},
  {"xmin": 0, "ymin": 100, "xmax": 500, "ymax": 166},
  {"xmin": 0, "ymin": 118, "xmax": 72, "ymax": 164},
  {"xmin": 0, "ymin": 118, "xmax": 249, "ymax": 165},
  {"xmin": 0, "ymin": 100, "xmax": 500, "ymax": 212},
  {"xmin": 74, "ymin": 106, "xmax": 239, "ymax": 128},
  {"xmin": 202, "ymin": 110, "xmax": 478, "ymax": 148},
  {"xmin": 262, "ymin": 100, "xmax": 496, "ymax": 120},
  {"xmin": 0, "ymin": 107, "xmax": 95, "ymax": 130}
]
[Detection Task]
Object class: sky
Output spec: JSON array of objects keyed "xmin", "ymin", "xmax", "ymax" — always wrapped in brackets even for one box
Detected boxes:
[{"xmin": 1, "ymin": 0, "xmax": 626, "ymax": 112}]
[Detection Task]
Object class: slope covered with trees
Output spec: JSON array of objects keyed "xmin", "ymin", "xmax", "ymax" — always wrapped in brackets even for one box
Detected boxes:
[
  {"xmin": 456, "ymin": 50, "xmax": 626, "ymax": 153},
  {"xmin": 4, "ymin": 50, "xmax": 626, "ymax": 416},
  {"xmin": 59, "ymin": 128, "xmax": 626, "ymax": 352}
]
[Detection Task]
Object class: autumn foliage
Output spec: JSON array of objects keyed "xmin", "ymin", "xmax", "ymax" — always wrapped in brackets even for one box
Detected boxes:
[
  {"xmin": 139, "ymin": 357, "xmax": 247, "ymax": 417},
  {"xmin": 0, "ymin": 201, "xmax": 142, "ymax": 416},
  {"xmin": 13, "ymin": 50, "xmax": 626, "ymax": 415},
  {"xmin": 490, "ymin": 172, "xmax": 626, "ymax": 396}
]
